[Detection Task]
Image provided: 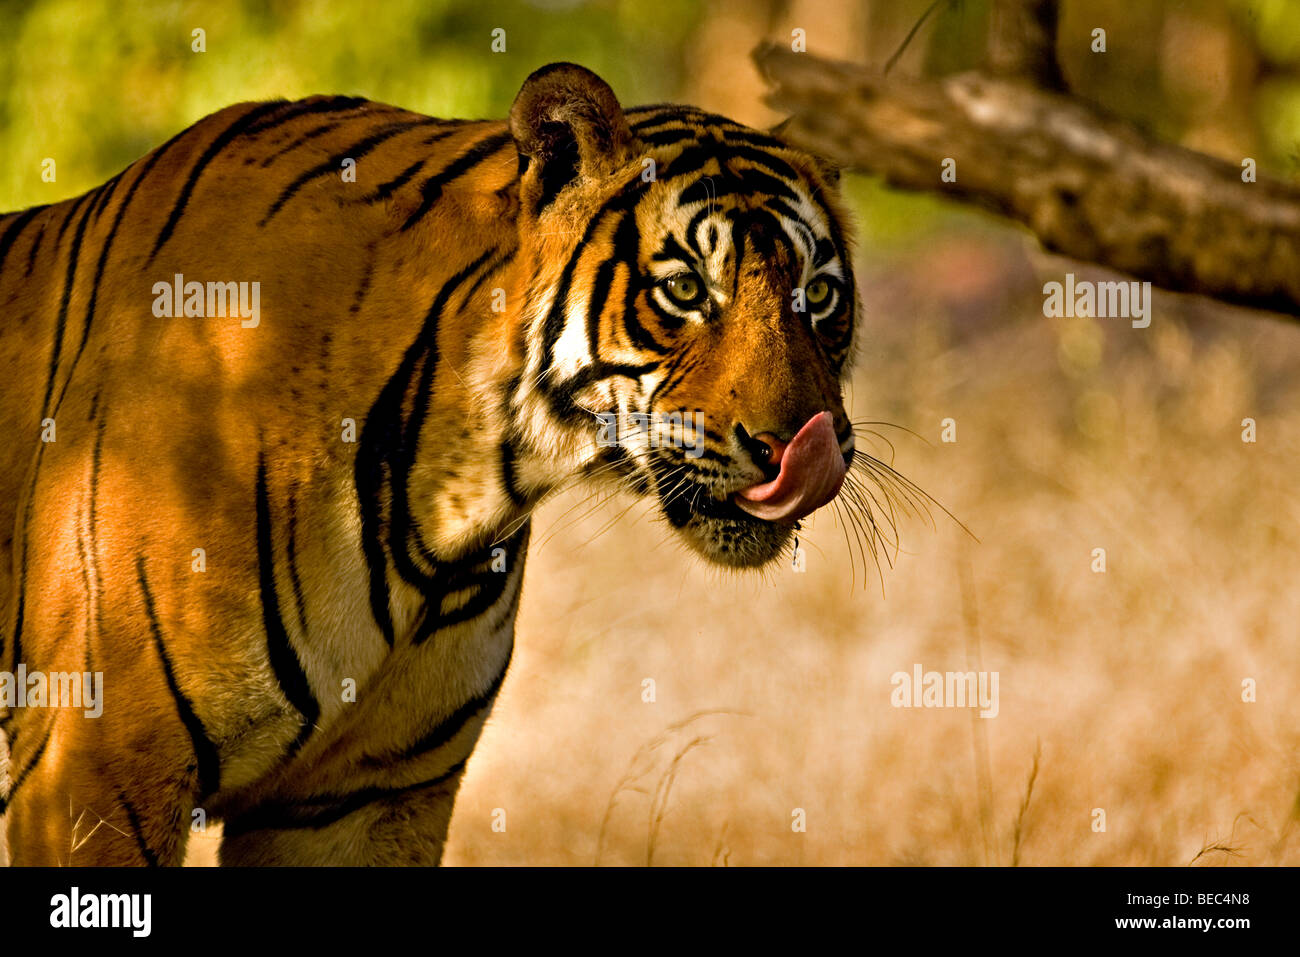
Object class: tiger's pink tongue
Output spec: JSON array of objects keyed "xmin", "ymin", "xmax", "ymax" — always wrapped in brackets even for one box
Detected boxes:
[{"xmin": 734, "ymin": 412, "xmax": 847, "ymax": 524}]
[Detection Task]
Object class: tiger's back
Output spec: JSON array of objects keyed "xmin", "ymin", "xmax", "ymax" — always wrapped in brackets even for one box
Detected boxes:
[{"xmin": 0, "ymin": 65, "xmax": 862, "ymax": 865}]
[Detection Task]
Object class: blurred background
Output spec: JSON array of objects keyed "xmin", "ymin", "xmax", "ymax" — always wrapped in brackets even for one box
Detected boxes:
[{"xmin": 4, "ymin": 0, "xmax": 1299, "ymax": 865}]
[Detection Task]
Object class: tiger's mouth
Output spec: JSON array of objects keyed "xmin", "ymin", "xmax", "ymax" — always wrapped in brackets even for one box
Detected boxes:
[
  {"xmin": 637, "ymin": 410, "xmax": 850, "ymax": 568},
  {"xmin": 660, "ymin": 479, "xmax": 759, "ymax": 526},
  {"xmin": 651, "ymin": 470, "xmax": 797, "ymax": 568}
]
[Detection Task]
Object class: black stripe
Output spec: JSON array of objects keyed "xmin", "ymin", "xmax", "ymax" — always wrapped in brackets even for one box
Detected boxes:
[
  {"xmin": 24, "ymin": 215, "xmax": 47, "ymax": 277},
  {"xmin": 421, "ymin": 122, "xmax": 473, "ymax": 143},
  {"xmin": 398, "ymin": 131, "xmax": 513, "ymax": 231},
  {"xmin": 256, "ymin": 452, "xmax": 319, "ymax": 754},
  {"xmin": 536, "ymin": 185, "xmax": 654, "ymax": 395},
  {"xmin": 55, "ymin": 192, "xmax": 90, "ymax": 246},
  {"xmin": 765, "ymin": 196, "xmax": 817, "ymax": 246},
  {"xmin": 9, "ymin": 439, "xmax": 46, "ymax": 669},
  {"xmin": 367, "ymin": 157, "xmax": 424, "ymax": 201},
  {"xmin": 348, "ymin": 243, "xmax": 377, "ymax": 315},
  {"xmin": 38, "ymin": 192, "xmax": 94, "ymax": 423},
  {"xmin": 85, "ymin": 412, "xmax": 106, "ymax": 674},
  {"xmin": 647, "ymin": 351, "xmax": 691, "ymax": 409},
  {"xmin": 719, "ymin": 127, "xmax": 799, "ymax": 151},
  {"xmin": 259, "ymin": 118, "xmax": 439, "ymax": 226},
  {"xmin": 252, "ymin": 96, "xmax": 378, "ymax": 164},
  {"xmin": 363, "ymin": 127, "xmax": 465, "ymax": 203},
  {"xmin": 116, "ymin": 789, "xmax": 160, "ymax": 867},
  {"xmin": 638, "ymin": 127, "xmax": 701, "ymax": 146},
  {"xmin": 389, "ymin": 250, "xmax": 501, "ymax": 588},
  {"xmin": 462, "ymin": 246, "xmax": 516, "ymax": 304},
  {"xmin": 137, "ymin": 556, "xmax": 221, "ymax": 799},
  {"xmin": 52, "ymin": 127, "xmax": 190, "ymax": 418},
  {"xmin": 628, "ymin": 105, "xmax": 715, "ymax": 130},
  {"xmin": 620, "ymin": 267, "xmax": 669, "ymax": 353},
  {"xmin": 420, "ymin": 525, "xmax": 527, "ymax": 638},
  {"xmin": 682, "ymin": 206, "xmax": 714, "ymax": 258},
  {"xmin": 585, "ymin": 218, "xmax": 630, "ymax": 359},
  {"xmin": 806, "ymin": 188, "xmax": 853, "ymax": 300},
  {"xmin": 659, "ymin": 142, "xmax": 732, "ymax": 184},
  {"xmin": 285, "ymin": 487, "xmax": 310, "ymax": 635},
  {"xmin": 813, "ymin": 236, "xmax": 836, "ymax": 269},
  {"xmin": 74, "ymin": 511, "xmax": 94, "ymax": 675},
  {"xmin": 354, "ymin": 248, "xmax": 497, "ymax": 644},
  {"xmin": 363, "ymin": 651, "xmax": 513, "ymax": 769},
  {"xmin": 499, "ymin": 440, "xmax": 526, "ymax": 507},
  {"xmin": 400, "ymin": 248, "xmax": 507, "ymax": 568},
  {"xmin": 611, "ymin": 216, "xmax": 670, "ymax": 355},
  {"xmin": 719, "ymin": 142, "xmax": 802, "ymax": 181},
  {"xmin": 89, "ymin": 171, "xmax": 124, "ymax": 222},
  {"xmin": 541, "ymin": 223, "xmax": 609, "ymax": 383},
  {"xmin": 6, "ymin": 719, "xmax": 53, "ymax": 804},
  {"xmin": 678, "ymin": 166, "xmax": 797, "ymax": 205},
  {"xmin": 149, "ymin": 100, "xmax": 288, "ymax": 261},
  {"xmin": 559, "ymin": 360, "xmax": 660, "ymax": 400},
  {"xmin": 652, "ymin": 234, "xmax": 695, "ymax": 264},
  {"xmin": 649, "ymin": 350, "xmax": 702, "ymax": 411},
  {"xmin": 242, "ymin": 95, "xmax": 370, "ymax": 137},
  {"xmin": 0, "ymin": 206, "xmax": 48, "ymax": 275},
  {"xmin": 259, "ymin": 118, "xmax": 346, "ymax": 168},
  {"xmin": 221, "ymin": 758, "xmax": 468, "ymax": 836}
]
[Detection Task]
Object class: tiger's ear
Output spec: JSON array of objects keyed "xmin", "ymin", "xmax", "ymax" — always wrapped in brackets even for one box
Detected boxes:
[
  {"xmin": 769, "ymin": 117, "xmax": 841, "ymax": 186},
  {"xmin": 509, "ymin": 63, "xmax": 635, "ymax": 214}
]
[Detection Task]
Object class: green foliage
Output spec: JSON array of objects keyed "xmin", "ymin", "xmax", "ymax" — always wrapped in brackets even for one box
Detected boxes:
[
  {"xmin": 0, "ymin": 0, "xmax": 702, "ymax": 208},
  {"xmin": 1228, "ymin": 0, "xmax": 1300, "ymax": 66}
]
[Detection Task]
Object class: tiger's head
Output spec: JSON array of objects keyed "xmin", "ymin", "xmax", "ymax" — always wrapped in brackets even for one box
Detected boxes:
[{"xmin": 505, "ymin": 63, "xmax": 857, "ymax": 568}]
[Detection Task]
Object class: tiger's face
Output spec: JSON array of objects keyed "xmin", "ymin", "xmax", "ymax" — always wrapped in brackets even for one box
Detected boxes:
[{"xmin": 508, "ymin": 65, "xmax": 856, "ymax": 568}]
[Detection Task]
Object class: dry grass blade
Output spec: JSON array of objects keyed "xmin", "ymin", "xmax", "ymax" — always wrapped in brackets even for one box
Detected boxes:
[
  {"xmin": 1011, "ymin": 741, "xmax": 1042, "ymax": 867},
  {"xmin": 595, "ymin": 710, "xmax": 749, "ymax": 866},
  {"xmin": 646, "ymin": 734, "xmax": 711, "ymax": 867}
]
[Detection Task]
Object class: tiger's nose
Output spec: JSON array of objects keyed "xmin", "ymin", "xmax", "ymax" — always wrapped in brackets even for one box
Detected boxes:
[
  {"xmin": 735, "ymin": 424, "xmax": 789, "ymax": 475},
  {"xmin": 750, "ymin": 432, "xmax": 788, "ymax": 468}
]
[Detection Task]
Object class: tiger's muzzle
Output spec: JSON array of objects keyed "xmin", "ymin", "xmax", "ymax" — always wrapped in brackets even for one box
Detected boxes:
[{"xmin": 733, "ymin": 412, "xmax": 848, "ymax": 524}]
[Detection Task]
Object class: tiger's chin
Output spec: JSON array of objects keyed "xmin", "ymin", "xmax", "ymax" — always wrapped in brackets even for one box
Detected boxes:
[{"xmin": 660, "ymin": 495, "xmax": 797, "ymax": 568}]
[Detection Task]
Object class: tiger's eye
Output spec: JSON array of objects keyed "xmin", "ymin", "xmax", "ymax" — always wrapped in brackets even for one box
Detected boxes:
[
  {"xmin": 805, "ymin": 278, "xmax": 831, "ymax": 306},
  {"xmin": 664, "ymin": 274, "xmax": 704, "ymax": 306}
]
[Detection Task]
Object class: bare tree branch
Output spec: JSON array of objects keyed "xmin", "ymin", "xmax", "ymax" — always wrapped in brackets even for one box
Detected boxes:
[{"xmin": 755, "ymin": 42, "xmax": 1300, "ymax": 318}]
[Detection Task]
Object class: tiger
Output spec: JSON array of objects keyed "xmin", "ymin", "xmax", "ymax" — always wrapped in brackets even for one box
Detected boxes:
[{"xmin": 0, "ymin": 62, "xmax": 860, "ymax": 865}]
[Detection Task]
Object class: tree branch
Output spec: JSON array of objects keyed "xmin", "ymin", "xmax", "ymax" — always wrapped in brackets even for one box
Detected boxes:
[{"xmin": 755, "ymin": 43, "xmax": 1300, "ymax": 318}]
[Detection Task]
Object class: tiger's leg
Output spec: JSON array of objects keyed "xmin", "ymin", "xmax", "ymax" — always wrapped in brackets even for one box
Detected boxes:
[
  {"xmin": 217, "ymin": 637, "xmax": 515, "ymax": 866},
  {"xmin": 216, "ymin": 666, "xmax": 499, "ymax": 866},
  {"xmin": 3, "ymin": 679, "xmax": 197, "ymax": 866},
  {"xmin": 4, "ymin": 502, "xmax": 204, "ymax": 865},
  {"xmin": 218, "ymin": 763, "xmax": 472, "ymax": 866},
  {"xmin": 217, "ymin": 528, "xmax": 525, "ymax": 866}
]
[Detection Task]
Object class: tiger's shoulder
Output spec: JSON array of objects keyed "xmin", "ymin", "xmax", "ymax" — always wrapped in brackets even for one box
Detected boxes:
[{"xmin": 0, "ymin": 95, "xmax": 513, "ymax": 297}]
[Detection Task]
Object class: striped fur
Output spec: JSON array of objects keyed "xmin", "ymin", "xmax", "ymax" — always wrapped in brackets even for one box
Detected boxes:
[{"xmin": 0, "ymin": 64, "xmax": 856, "ymax": 865}]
